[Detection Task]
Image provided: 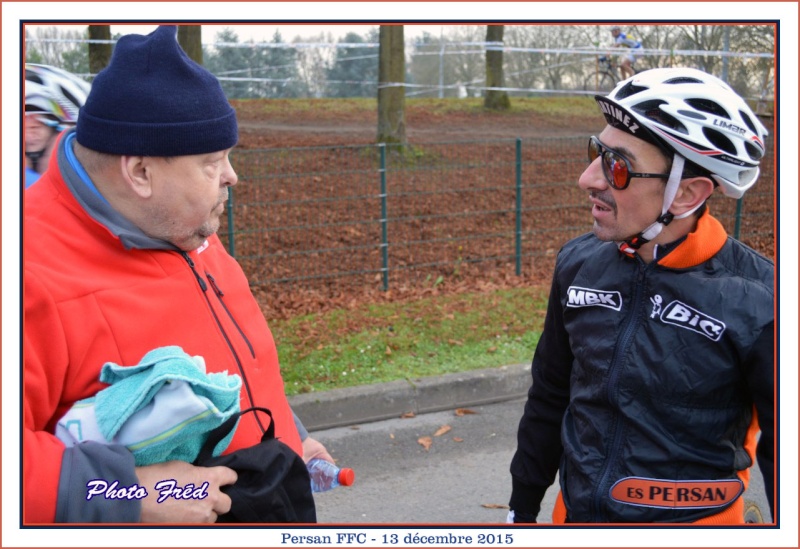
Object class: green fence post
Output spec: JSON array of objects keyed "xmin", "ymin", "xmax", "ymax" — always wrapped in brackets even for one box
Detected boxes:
[
  {"xmin": 733, "ymin": 197, "xmax": 743, "ymax": 240},
  {"xmin": 226, "ymin": 186, "xmax": 235, "ymax": 259},
  {"xmin": 515, "ymin": 138, "xmax": 522, "ymax": 276},
  {"xmin": 380, "ymin": 144, "xmax": 389, "ymax": 291}
]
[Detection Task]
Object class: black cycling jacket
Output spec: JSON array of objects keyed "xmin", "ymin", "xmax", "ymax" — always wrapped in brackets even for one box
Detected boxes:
[{"xmin": 510, "ymin": 211, "xmax": 774, "ymax": 523}]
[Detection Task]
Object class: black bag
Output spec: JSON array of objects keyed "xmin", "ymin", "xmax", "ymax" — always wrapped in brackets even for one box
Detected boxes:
[{"xmin": 194, "ymin": 407, "xmax": 317, "ymax": 523}]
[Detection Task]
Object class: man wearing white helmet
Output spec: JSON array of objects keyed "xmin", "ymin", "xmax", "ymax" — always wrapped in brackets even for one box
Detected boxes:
[
  {"xmin": 24, "ymin": 64, "xmax": 90, "ymax": 187},
  {"xmin": 509, "ymin": 67, "xmax": 774, "ymax": 524}
]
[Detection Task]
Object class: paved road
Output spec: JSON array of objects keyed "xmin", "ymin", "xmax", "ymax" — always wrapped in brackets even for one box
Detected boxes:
[{"xmin": 309, "ymin": 398, "xmax": 771, "ymax": 524}]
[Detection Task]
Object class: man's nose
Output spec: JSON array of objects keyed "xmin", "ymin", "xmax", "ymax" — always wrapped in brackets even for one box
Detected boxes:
[
  {"xmin": 222, "ymin": 156, "xmax": 238, "ymax": 187},
  {"xmin": 578, "ymin": 157, "xmax": 608, "ymax": 191}
]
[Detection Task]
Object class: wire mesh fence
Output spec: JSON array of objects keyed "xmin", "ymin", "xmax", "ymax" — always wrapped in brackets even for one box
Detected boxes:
[{"xmin": 222, "ymin": 136, "xmax": 774, "ymax": 298}]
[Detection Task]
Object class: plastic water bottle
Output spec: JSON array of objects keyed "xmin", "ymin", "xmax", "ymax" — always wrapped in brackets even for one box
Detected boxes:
[{"xmin": 306, "ymin": 458, "xmax": 355, "ymax": 493}]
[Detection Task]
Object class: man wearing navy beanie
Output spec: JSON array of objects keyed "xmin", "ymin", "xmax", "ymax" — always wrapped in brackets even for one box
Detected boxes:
[
  {"xmin": 24, "ymin": 26, "xmax": 325, "ymax": 523},
  {"xmin": 77, "ymin": 25, "xmax": 238, "ymax": 157}
]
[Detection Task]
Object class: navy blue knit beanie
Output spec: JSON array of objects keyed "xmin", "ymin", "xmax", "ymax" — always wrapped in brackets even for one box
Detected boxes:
[{"xmin": 76, "ymin": 25, "xmax": 237, "ymax": 156}]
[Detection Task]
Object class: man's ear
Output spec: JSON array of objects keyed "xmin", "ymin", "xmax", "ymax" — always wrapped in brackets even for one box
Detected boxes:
[
  {"xmin": 670, "ymin": 176, "xmax": 715, "ymax": 217},
  {"xmin": 120, "ymin": 155, "xmax": 153, "ymax": 199}
]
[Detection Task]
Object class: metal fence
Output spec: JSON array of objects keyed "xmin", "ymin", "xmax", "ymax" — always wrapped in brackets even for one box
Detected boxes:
[{"xmin": 222, "ymin": 137, "xmax": 774, "ymax": 295}]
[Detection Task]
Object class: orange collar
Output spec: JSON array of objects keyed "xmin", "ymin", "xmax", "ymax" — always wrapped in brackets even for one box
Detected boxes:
[{"xmin": 656, "ymin": 211, "xmax": 728, "ymax": 269}]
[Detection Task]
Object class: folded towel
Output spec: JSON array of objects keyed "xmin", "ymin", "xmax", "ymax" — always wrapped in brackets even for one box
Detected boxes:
[{"xmin": 56, "ymin": 346, "xmax": 242, "ymax": 466}]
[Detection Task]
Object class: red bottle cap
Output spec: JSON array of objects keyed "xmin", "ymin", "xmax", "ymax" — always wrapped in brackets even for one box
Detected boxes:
[{"xmin": 338, "ymin": 467, "xmax": 355, "ymax": 487}]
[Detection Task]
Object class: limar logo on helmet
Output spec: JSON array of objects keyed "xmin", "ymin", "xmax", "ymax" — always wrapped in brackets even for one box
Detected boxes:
[{"xmin": 712, "ymin": 119, "xmax": 747, "ymax": 136}]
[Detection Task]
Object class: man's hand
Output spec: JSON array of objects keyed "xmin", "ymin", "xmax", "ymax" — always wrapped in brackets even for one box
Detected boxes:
[
  {"xmin": 301, "ymin": 436, "xmax": 334, "ymax": 464},
  {"xmin": 135, "ymin": 460, "xmax": 237, "ymax": 523}
]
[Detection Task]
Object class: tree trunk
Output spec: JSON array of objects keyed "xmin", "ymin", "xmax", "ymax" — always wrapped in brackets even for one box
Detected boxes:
[
  {"xmin": 178, "ymin": 25, "xmax": 203, "ymax": 65},
  {"xmin": 377, "ymin": 25, "xmax": 406, "ymax": 145},
  {"xmin": 87, "ymin": 25, "xmax": 112, "ymax": 75},
  {"xmin": 484, "ymin": 25, "xmax": 510, "ymax": 110}
]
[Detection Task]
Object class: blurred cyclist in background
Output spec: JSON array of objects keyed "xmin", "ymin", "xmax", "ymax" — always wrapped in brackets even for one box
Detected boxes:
[
  {"xmin": 24, "ymin": 64, "xmax": 90, "ymax": 188},
  {"xmin": 609, "ymin": 25, "xmax": 642, "ymax": 80}
]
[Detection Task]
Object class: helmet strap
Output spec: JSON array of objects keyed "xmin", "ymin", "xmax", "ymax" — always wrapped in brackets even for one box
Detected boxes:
[
  {"xmin": 617, "ymin": 154, "xmax": 685, "ymax": 257},
  {"xmin": 24, "ymin": 129, "xmax": 58, "ymax": 173},
  {"xmin": 25, "ymin": 149, "xmax": 45, "ymax": 172}
]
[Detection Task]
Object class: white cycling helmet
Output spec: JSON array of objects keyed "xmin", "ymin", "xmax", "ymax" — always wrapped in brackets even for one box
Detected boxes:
[
  {"xmin": 25, "ymin": 63, "xmax": 90, "ymax": 130},
  {"xmin": 595, "ymin": 67, "xmax": 769, "ymax": 255},
  {"xmin": 603, "ymin": 67, "xmax": 768, "ymax": 199}
]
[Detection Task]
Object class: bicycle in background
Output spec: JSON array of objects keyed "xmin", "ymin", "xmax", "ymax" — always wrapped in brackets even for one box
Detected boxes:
[{"xmin": 583, "ymin": 55, "xmax": 622, "ymax": 93}]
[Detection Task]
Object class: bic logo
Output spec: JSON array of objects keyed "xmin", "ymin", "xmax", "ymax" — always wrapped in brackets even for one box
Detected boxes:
[
  {"xmin": 566, "ymin": 286, "xmax": 622, "ymax": 311},
  {"xmin": 660, "ymin": 301, "xmax": 726, "ymax": 341}
]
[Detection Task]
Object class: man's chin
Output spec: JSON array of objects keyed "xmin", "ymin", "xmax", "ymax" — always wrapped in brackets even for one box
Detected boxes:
[
  {"xmin": 199, "ymin": 223, "xmax": 220, "ymax": 241},
  {"xmin": 177, "ymin": 222, "xmax": 220, "ymax": 251},
  {"xmin": 591, "ymin": 223, "xmax": 617, "ymax": 242}
]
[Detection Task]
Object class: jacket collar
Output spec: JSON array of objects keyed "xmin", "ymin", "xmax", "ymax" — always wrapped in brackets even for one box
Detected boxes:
[
  {"xmin": 654, "ymin": 208, "xmax": 728, "ymax": 269},
  {"xmin": 57, "ymin": 129, "xmax": 177, "ymax": 252}
]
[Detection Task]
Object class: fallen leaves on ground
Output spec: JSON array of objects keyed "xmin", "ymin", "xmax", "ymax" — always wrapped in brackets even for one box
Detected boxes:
[
  {"xmin": 433, "ymin": 425, "xmax": 452, "ymax": 437},
  {"xmin": 455, "ymin": 408, "xmax": 477, "ymax": 416},
  {"xmin": 418, "ymin": 436, "xmax": 432, "ymax": 451},
  {"xmin": 453, "ymin": 437, "xmax": 464, "ymax": 442},
  {"xmin": 401, "ymin": 411, "xmax": 416, "ymax": 419},
  {"xmin": 482, "ymin": 503, "xmax": 510, "ymax": 509}
]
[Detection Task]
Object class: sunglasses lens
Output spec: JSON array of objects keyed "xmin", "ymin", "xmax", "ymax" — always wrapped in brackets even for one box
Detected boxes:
[
  {"xmin": 590, "ymin": 137, "xmax": 630, "ymax": 190},
  {"xmin": 610, "ymin": 156, "xmax": 629, "ymax": 189},
  {"xmin": 588, "ymin": 139, "xmax": 600, "ymax": 162}
]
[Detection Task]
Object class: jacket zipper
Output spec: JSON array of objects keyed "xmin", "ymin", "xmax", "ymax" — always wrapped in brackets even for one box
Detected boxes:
[
  {"xmin": 591, "ymin": 261, "xmax": 647, "ymax": 520},
  {"xmin": 181, "ymin": 251, "xmax": 265, "ymax": 434},
  {"xmin": 205, "ymin": 273, "xmax": 256, "ymax": 359}
]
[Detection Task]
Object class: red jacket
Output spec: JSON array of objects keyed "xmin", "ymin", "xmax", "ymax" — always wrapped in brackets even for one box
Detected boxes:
[{"xmin": 23, "ymin": 133, "xmax": 301, "ymax": 523}]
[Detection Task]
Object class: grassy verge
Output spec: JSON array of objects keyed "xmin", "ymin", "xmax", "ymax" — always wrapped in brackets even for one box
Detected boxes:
[
  {"xmin": 271, "ymin": 286, "xmax": 548, "ymax": 396},
  {"xmin": 406, "ymin": 96, "xmax": 599, "ymax": 117}
]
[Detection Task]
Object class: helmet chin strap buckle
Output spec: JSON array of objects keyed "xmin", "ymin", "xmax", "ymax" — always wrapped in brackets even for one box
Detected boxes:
[{"xmin": 618, "ymin": 205, "xmax": 677, "ymax": 256}]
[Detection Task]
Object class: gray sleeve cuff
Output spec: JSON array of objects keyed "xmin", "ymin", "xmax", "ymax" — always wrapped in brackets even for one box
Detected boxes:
[
  {"xmin": 293, "ymin": 411, "xmax": 309, "ymax": 442},
  {"xmin": 56, "ymin": 442, "xmax": 142, "ymax": 523}
]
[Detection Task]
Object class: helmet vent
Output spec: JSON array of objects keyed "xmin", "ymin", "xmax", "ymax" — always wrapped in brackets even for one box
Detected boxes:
[
  {"xmin": 633, "ymin": 100, "xmax": 688, "ymax": 134},
  {"xmin": 26, "ymin": 71, "xmax": 43, "ymax": 85},
  {"xmin": 685, "ymin": 98, "xmax": 730, "ymax": 119},
  {"xmin": 703, "ymin": 128, "xmax": 737, "ymax": 155},
  {"xmin": 739, "ymin": 110, "xmax": 759, "ymax": 135},
  {"xmin": 744, "ymin": 141, "xmax": 764, "ymax": 161},
  {"xmin": 613, "ymin": 81, "xmax": 648, "ymax": 101},
  {"xmin": 665, "ymin": 77, "xmax": 704, "ymax": 85},
  {"xmin": 60, "ymin": 86, "xmax": 80, "ymax": 110}
]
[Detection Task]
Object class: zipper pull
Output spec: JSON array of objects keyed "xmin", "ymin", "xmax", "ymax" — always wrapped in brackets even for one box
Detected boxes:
[
  {"xmin": 181, "ymin": 252, "xmax": 207, "ymax": 291},
  {"xmin": 206, "ymin": 273, "xmax": 223, "ymax": 297}
]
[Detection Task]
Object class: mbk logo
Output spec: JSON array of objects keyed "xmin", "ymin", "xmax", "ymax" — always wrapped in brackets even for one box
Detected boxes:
[
  {"xmin": 566, "ymin": 286, "xmax": 622, "ymax": 311},
  {"xmin": 660, "ymin": 301, "xmax": 726, "ymax": 341}
]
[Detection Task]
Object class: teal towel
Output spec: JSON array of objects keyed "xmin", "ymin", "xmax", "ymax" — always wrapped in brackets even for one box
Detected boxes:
[{"xmin": 56, "ymin": 346, "xmax": 242, "ymax": 466}]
